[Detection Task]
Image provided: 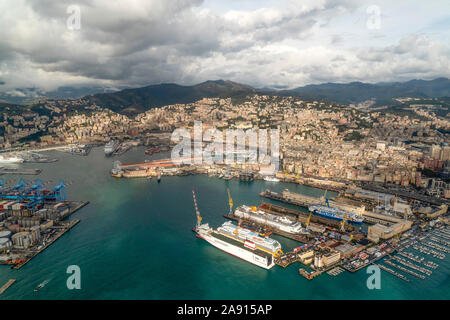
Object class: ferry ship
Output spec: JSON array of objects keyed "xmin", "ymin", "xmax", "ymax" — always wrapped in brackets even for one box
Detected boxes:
[
  {"xmin": 234, "ymin": 205, "xmax": 309, "ymax": 235},
  {"xmin": 0, "ymin": 155, "xmax": 24, "ymax": 164},
  {"xmin": 192, "ymin": 191, "xmax": 275, "ymax": 269},
  {"xmin": 104, "ymin": 140, "xmax": 119, "ymax": 156},
  {"xmin": 308, "ymin": 200, "xmax": 364, "ymax": 224},
  {"xmin": 263, "ymin": 176, "xmax": 279, "ymax": 182}
]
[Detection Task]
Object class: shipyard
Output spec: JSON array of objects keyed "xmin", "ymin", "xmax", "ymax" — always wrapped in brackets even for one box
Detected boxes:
[{"xmin": 100, "ymin": 141, "xmax": 450, "ymax": 284}]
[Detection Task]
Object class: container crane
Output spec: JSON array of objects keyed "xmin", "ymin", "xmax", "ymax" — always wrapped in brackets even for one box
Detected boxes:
[{"xmin": 192, "ymin": 190, "xmax": 202, "ymax": 230}]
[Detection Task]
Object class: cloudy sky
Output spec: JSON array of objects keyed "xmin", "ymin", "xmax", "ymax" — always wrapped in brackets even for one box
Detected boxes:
[{"xmin": 0, "ymin": 0, "xmax": 449, "ymax": 95}]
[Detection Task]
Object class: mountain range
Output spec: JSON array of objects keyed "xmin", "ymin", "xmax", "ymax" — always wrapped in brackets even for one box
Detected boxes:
[{"xmin": 1, "ymin": 78, "xmax": 449, "ymax": 116}]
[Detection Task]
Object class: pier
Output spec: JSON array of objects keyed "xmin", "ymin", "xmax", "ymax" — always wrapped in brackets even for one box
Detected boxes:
[
  {"xmin": 327, "ymin": 266, "xmax": 345, "ymax": 276},
  {"xmin": 384, "ymin": 260, "xmax": 425, "ymax": 280},
  {"xmin": 0, "ymin": 279, "xmax": 16, "ymax": 295},
  {"xmin": 0, "ymin": 168, "xmax": 41, "ymax": 175},
  {"xmin": 375, "ymin": 263, "xmax": 409, "ymax": 282}
]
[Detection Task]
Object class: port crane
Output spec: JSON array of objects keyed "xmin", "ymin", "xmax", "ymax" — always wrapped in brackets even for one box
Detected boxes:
[
  {"xmin": 305, "ymin": 211, "xmax": 312, "ymax": 229},
  {"xmin": 192, "ymin": 190, "xmax": 202, "ymax": 230},
  {"xmin": 227, "ymin": 188, "xmax": 233, "ymax": 215}
]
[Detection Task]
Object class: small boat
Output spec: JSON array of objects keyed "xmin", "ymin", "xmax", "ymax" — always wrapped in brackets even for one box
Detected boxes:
[
  {"xmin": 263, "ymin": 176, "xmax": 279, "ymax": 182},
  {"xmin": 34, "ymin": 279, "xmax": 50, "ymax": 292},
  {"xmin": 146, "ymin": 175, "xmax": 152, "ymax": 180}
]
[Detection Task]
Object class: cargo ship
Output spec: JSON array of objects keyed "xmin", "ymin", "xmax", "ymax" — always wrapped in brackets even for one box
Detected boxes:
[
  {"xmin": 104, "ymin": 140, "xmax": 119, "ymax": 157},
  {"xmin": 192, "ymin": 191, "xmax": 275, "ymax": 269},
  {"xmin": 308, "ymin": 200, "xmax": 364, "ymax": 224},
  {"xmin": 234, "ymin": 205, "xmax": 309, "ymax": 235}
]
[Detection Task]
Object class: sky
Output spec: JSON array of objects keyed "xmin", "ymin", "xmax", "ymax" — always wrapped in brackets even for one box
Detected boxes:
[{"xmin": 0, "ymin": 0, "xmax": 449, "ymax": 97}]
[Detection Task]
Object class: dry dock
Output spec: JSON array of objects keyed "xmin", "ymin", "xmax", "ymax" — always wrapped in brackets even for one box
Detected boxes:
[{"xmin": 0, "ymin": 279, "xmax": 16, "ymax": 295}]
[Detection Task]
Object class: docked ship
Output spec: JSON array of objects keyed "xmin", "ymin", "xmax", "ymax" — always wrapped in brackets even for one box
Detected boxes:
[
  {"xmin": 263, "ymin": 176, "xmax": 279, "ymax": 182},
  {"xmin": 192, "ymin": 191, "xmax": 276, "ymax": 269},
  {"xmin": 0, "ymin": 155, "xmax": 24, "ymax": 164},
  {"xmin": 308, "ymin": 200, "xmax": 364, "ymax": 224},
  {"xmin": 104, "ymin": 140, "xmax": 119, "ymax": 157},
  {"xmin": 217, "ymin": 221, "xmax": 283, "ymax": 257},
  {"xmin": 234, "ymin": 205, "xmax": 309, "ymax": 235}
]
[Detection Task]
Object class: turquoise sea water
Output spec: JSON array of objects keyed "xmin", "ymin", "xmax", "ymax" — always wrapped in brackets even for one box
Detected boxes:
[{"xmin": 0, "ymin": 147, "xmax": 449, "ymax": 300}]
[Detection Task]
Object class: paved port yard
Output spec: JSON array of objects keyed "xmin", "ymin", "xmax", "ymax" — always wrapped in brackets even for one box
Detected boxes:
[{"xmin": 4, "ymin": 200, "xmax": 89, "ymax": 270}]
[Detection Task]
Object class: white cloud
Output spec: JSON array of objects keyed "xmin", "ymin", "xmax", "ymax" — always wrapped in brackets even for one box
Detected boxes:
[{"xmin": 0, "ymin": 0, "xmax": 449, "ymax": 94}]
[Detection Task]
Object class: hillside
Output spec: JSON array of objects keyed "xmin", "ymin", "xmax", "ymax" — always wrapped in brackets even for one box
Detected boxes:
[
  {"xmin": 85, "ymin": 80, "xmax": 257, "ymax": 115},
  {"xmin": 279, "ymin": 78, "xmax": 450, "ymax": 106}
]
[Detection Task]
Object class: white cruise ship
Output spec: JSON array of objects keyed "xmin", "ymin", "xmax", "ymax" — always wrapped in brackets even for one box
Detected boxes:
[
  {"xmin": 217, "ymin": 221, "xmax": 283, "ymax": 257},
  {"xmin": 192, "ymin": 191, "xmax": 275, "ymax": 269},
  {"xmin": 234, "ymin": 205, "xmax": 309, "ymax": 235},
  {"xmin": 0, "ymin": 155, "xmax": 24, "ymax": 164},
  {"xmin": 104, "ymin": 140, "xmax": 119, "ymax": 156}
]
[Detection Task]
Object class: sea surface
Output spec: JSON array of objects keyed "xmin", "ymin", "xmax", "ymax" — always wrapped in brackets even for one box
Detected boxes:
[{"xmin": 0, "ymin": 147, "xmax": 449, "ymax": 299}]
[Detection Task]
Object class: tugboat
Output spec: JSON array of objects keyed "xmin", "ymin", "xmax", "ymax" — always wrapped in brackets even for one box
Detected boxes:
[{"xmin": 34, "ymin": 279, "xmax": 50, "ymax": 292}]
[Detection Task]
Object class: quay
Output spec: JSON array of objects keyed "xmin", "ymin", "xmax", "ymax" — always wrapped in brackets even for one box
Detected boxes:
[
  {"xmin": 0, "ymin": 279, "xmax": 16, "ymax": 295},
  {"xmin": 259, "ymin": 201, "xmax": 357, "ymax": 232},
  {"xmin": 0, "ymin": 168, "xmax": 41, "ymax": 175},
  {"xmin": 299, "ymin": 268, "xmax": 323, "ymax": 280}
]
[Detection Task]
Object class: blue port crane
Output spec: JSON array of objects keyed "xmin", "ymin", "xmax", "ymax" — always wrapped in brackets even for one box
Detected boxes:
[
  {"xmin": 23, "ymin": 179, "xmax": 45, "ymax": 210},
  {"xmin": 1, "ymin": 178, "xmax": 27, "ymax": 201},
  {"xmin": 44, "ymin": 180, "xmax": 66, "ymax": 202}
]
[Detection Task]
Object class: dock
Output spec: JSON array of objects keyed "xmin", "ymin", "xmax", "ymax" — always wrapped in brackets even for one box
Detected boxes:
[
  {"xmin": 374, "ymin": 263, "xmax": 409, "ymax": 282},
  {"xmin": 0, "ymin": 279, "xmax": 16, "ymax": 295},
  {"xmin": 260, "ymin": 201, "xmax": 357, "ymax": 232},
  {"xmin": 327, "ymin": 266, "xmax": 345, "ymax": 276},
  {"xmin": 0, "ymin": 168, "xmax": 41, "ymax": 175}
]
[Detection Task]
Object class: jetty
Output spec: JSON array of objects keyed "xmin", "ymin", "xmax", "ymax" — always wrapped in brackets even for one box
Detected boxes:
[{"xmin": 0, "ymin": 279, "xmax": 16, "ymax": 295}]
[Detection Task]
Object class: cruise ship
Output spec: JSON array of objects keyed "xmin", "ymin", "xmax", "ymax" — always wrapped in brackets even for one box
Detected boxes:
[
  {"xmin": 192, "ymin": 191, "xmax": 275, "ymax": 269},
  {"xmin": 0, "ymin": 155, "xmax": 24, "ymax": 164},
  {"xmin": 308, "ymin": 200, "xmax": 364, "ymax": 224},
  {"xmin": 234, "ymin": 205, "xmax": 309, "ymax": 235},
  {"xmin": 217, "ymin": 221, "xmax": 283, "ymax": 257},
  {"xmin": 104, "ymin": 140, "xmax": 119, "ymax": 156}
]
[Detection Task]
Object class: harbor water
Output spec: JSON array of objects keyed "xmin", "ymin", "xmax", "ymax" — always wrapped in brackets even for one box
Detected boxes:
[{"xmin": 0, "ymin": 147, "xmax": 449, "ymax": 299}]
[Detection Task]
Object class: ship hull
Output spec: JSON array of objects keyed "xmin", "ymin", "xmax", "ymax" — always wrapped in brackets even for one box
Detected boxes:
[
  {"xmin": 311, "ymin": 211, "xmax": 363, "ymax": 225},
  {"xmin": 197, "ymin": 233, "xmax": 274, "ymax": 269}
]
